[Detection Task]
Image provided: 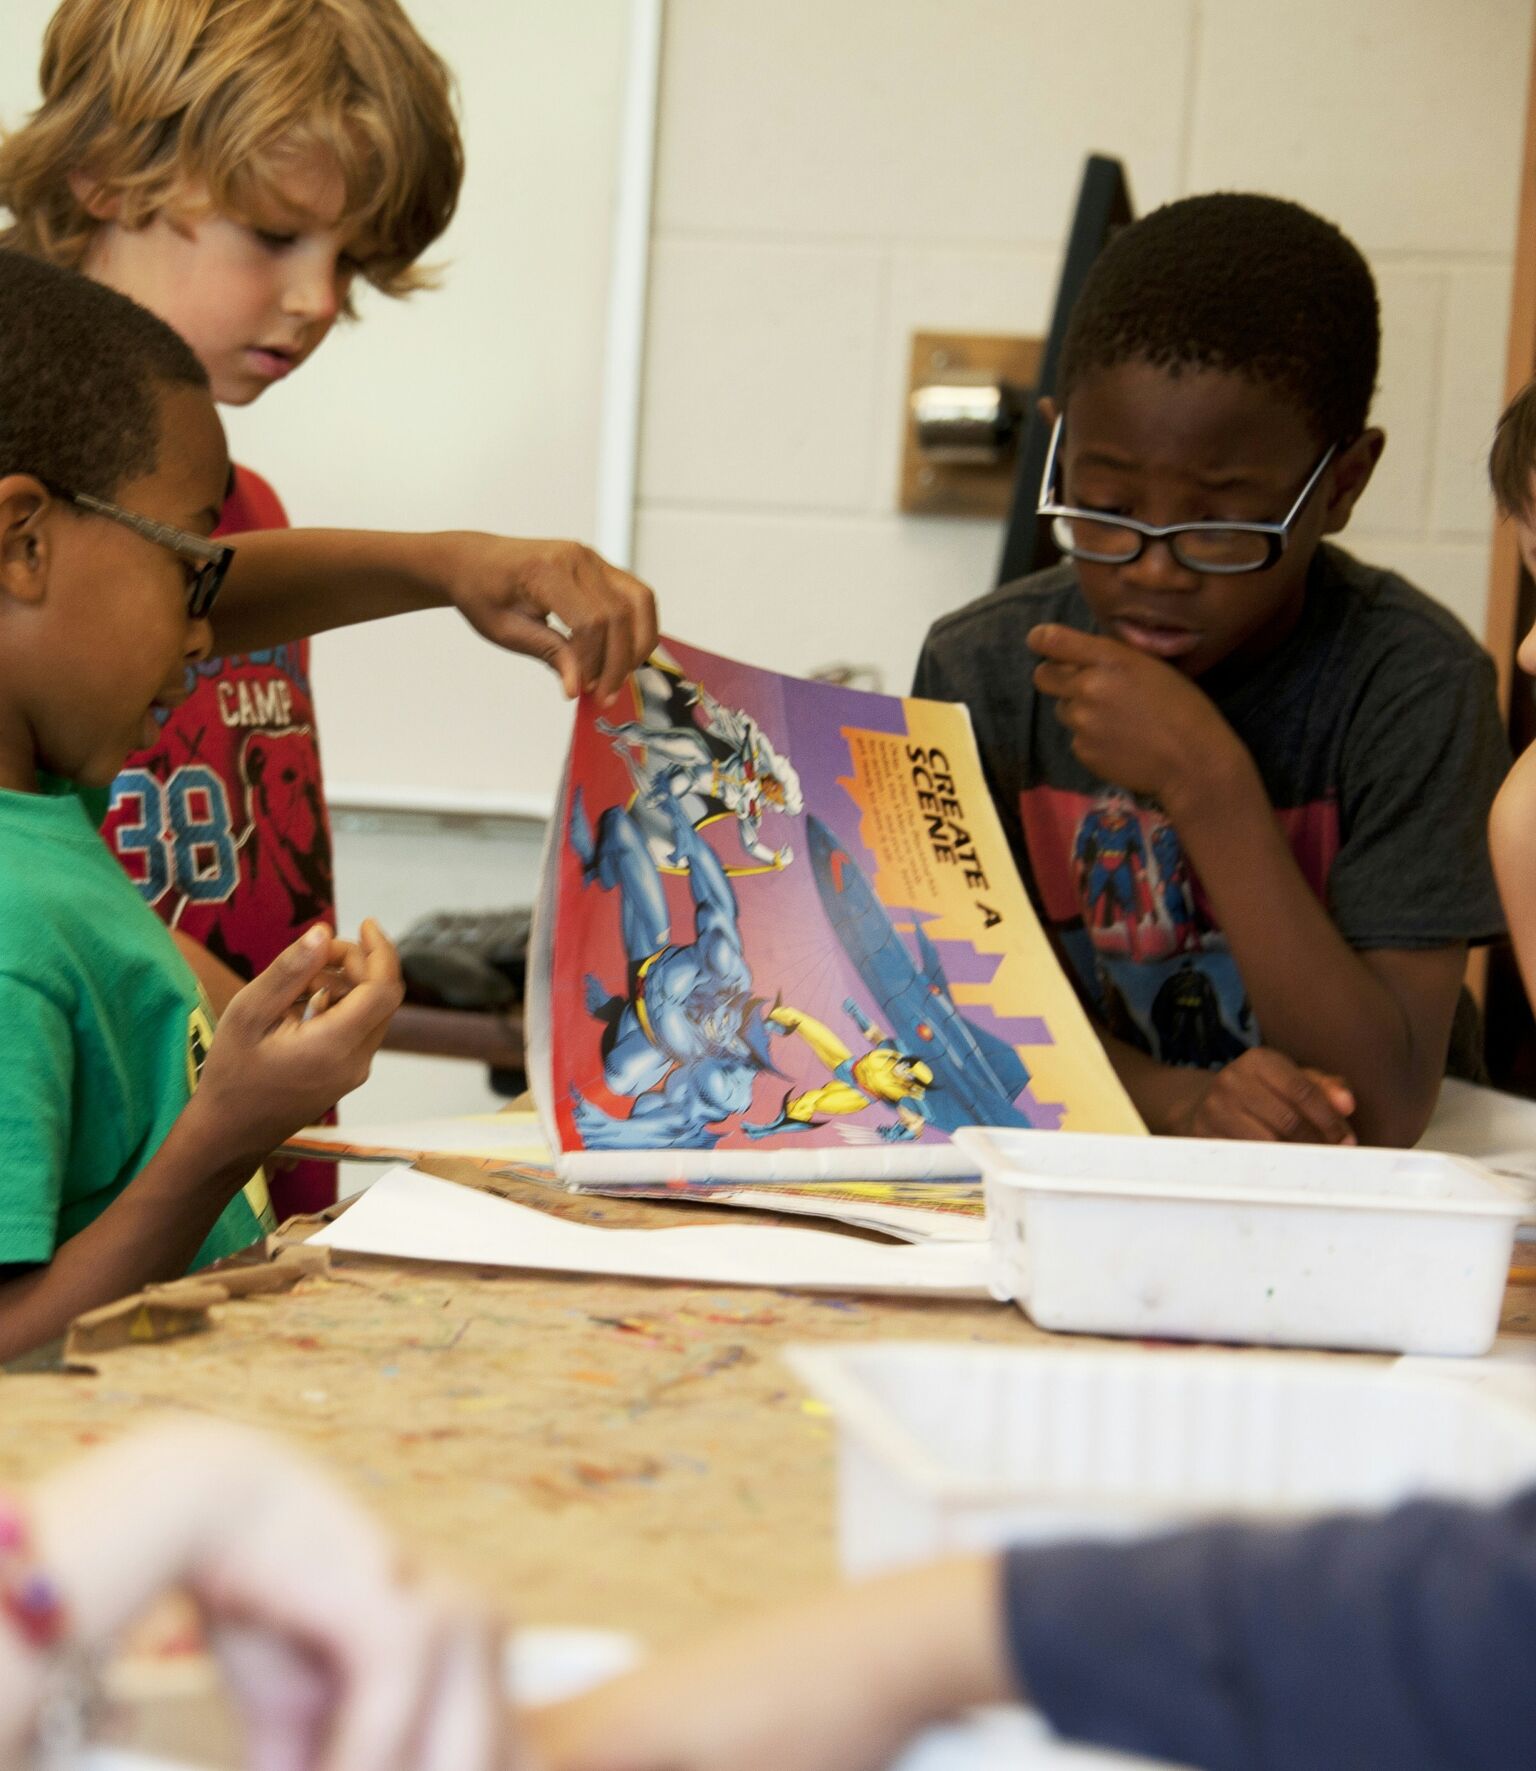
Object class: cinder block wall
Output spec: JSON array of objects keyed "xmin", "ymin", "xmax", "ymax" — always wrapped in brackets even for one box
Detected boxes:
[{"xmin": 636, "ymin": 0, "xmax": 1534, "ymax": 689}]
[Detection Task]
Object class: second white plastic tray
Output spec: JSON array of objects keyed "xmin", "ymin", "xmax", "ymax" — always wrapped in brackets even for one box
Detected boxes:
[{"xmin": 791, "ymin": 1340, "xmax": 1536, "ymax": 1575}]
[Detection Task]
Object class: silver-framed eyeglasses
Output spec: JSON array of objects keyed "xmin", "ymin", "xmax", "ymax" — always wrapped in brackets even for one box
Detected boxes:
[
  {"xmin": 1036, "ymin": 415, "xmax": 1338, "ymax": 576},
  {"xmin": 50, "ymin": 485, "xmax": 233, "ymax": 618}
]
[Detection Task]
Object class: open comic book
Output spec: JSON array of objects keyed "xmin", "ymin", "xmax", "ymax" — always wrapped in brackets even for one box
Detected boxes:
[{"xmin": 527, "ymin": 638, "xmax": 1144, "ymax": 1185}]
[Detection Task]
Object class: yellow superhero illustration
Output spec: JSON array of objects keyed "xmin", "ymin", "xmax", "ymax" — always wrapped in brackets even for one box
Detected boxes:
[{"xmin": 744, "ymin": 997, "xmax": 935, "ymax": 1143}]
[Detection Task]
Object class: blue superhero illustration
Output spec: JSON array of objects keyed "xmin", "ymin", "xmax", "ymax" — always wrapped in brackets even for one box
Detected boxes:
[
  {"xmin": 598, "ymin": 646, "xmax": 803, "ymax": 874},
  {"xmin": 1149, "ymin": 818, "xmax": 1202, "ymax": 953},
  {"xmin": 1073, "ymin": 795, "xmax": 1156, "ymax": 960},
  {"xmin": 744, "ymin": 996, "xmax": 936, "ymax": 1142},
  {"xmin": 568, "ymin": 785, "xmax": 782, "ymax": 1150},
  {"xmin": 791, "ymin": 817, "xmax": 1035, "ymax": 1134}
]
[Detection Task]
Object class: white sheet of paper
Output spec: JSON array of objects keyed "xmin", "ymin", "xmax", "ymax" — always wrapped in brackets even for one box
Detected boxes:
[
  {"xmin": 1419, "ymin": 1078, "xmax": 1536, "ymax": 1162},
  {"xmin": 313, "ymin": 1166, "xmax": 992, "ymax": 1296}
]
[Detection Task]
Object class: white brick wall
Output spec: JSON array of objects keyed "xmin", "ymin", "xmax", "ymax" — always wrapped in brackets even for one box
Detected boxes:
[{"xmin": 637, "ymin": 0, "xmax": 1534, "ymax": 682}]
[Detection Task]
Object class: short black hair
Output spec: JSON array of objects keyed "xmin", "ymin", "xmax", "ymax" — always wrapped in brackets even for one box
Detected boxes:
[
  {"xmin": 1059, "ymin": 193, "xmax": 1380, "ymax": 443},
  {"xmin": 0, "ymin": 248, "xmax": 208, "ymax": 500}
]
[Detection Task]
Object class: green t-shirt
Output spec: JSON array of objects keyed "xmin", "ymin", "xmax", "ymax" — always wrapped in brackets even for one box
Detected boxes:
[{"xmin": 0, "ymin": 781, "xmax": 272, "ymax": 1269}]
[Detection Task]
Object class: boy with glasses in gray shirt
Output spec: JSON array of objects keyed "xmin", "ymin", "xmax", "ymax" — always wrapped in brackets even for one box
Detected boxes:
[{"xmin": 914, "ymin": 193, "xmax": 1507, "ymax": 1148}]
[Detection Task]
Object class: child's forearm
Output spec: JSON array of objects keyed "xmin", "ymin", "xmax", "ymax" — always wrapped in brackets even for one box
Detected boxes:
[
  {"xmin": 210, "ymin": 527, "xmax": 655, "ymax": 704},
  {"xmin": 864, "ymin": 1558, "xmax": 1020, "ymax": 1721},
  {"xmin": 0, "ymin": 1095, "xmax": 262, "ymax": 1360},
  {"xmin": 529, "ymin": 1553, "xmax": 1016, "ymax": 1771},
  {"xmin": 210, "ymin": 528, "xmax": 450, "ymax": 652},
  {"xmin": 1164, "ymin": 747, "xmax": 1455, "ymax": 1144}
]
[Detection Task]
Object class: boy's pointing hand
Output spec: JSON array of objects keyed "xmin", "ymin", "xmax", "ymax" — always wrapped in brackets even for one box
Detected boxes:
[
  {"xmin": 438, "ymin": 533, "xmax": 660, "ymax": 705},
  {"xmin": 1028, "ymin": 624, "xmax": 1241, "ymax": 804}
]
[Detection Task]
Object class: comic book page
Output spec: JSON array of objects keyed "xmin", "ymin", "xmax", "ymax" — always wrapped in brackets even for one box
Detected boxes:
[{"xmin": 533, "ymin": 637, "xmax": 1144, "ymax": 1182}]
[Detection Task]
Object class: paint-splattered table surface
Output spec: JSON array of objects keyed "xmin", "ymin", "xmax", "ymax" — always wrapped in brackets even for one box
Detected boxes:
[
  {"xmin": 2, "ymin": 1165, "xmax": 1533, "ymax": 1650},
  {"xmin": 0, "ymin": 1166, "xmax": 1049, "ymax": 1643}
]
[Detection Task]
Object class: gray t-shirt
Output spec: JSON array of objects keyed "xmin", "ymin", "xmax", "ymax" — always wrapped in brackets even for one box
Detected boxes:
[{"xmin": 912, "ymin": 544, "xmax": 1509, "ymax": 1070}]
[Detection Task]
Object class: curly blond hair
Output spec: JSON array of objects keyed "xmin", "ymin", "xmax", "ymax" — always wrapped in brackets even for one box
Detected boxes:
[{"xmin": 0, "ymin": 0, "xmax": 463, "ymax": 305}]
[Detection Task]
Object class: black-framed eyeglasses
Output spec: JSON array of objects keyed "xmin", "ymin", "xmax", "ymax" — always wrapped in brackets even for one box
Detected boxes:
[
  {"xmin": 50, "ymin": 485, "xmax": 234, "ymax": 618},
  {"xmin": 1036, "ymin": 414, "xmax": 1338, "ymax": 576}
]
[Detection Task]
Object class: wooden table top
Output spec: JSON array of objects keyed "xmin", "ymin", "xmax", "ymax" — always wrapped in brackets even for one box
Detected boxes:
[{"xmin": 1, "ymin": 1161, "xmax": 1531, "ymax": 1764}]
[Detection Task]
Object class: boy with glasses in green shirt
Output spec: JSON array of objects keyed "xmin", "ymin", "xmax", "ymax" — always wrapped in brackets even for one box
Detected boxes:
[
  {"xmin": 915, "ymin": 193, "xmax": 1508, "ymax": 1148},
  {"xmin": 0, "ymin": 249, "xmax": 402, "ymax": 1359}
]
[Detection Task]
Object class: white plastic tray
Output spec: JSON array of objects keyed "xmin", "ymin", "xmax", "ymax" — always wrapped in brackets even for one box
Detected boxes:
[
  {"xmin": 956, "ymin": 1127, "xmax": 1526, "ymax": 1355},
  {"xmin": 790, "ymin": 1341, "xmax": 1536, "ymax": 1576}
]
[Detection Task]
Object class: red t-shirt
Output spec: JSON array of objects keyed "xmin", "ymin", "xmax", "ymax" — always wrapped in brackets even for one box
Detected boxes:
[{"xmin": 101, "ymin": 465, "xmax": 339, "ymax": 1214}]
